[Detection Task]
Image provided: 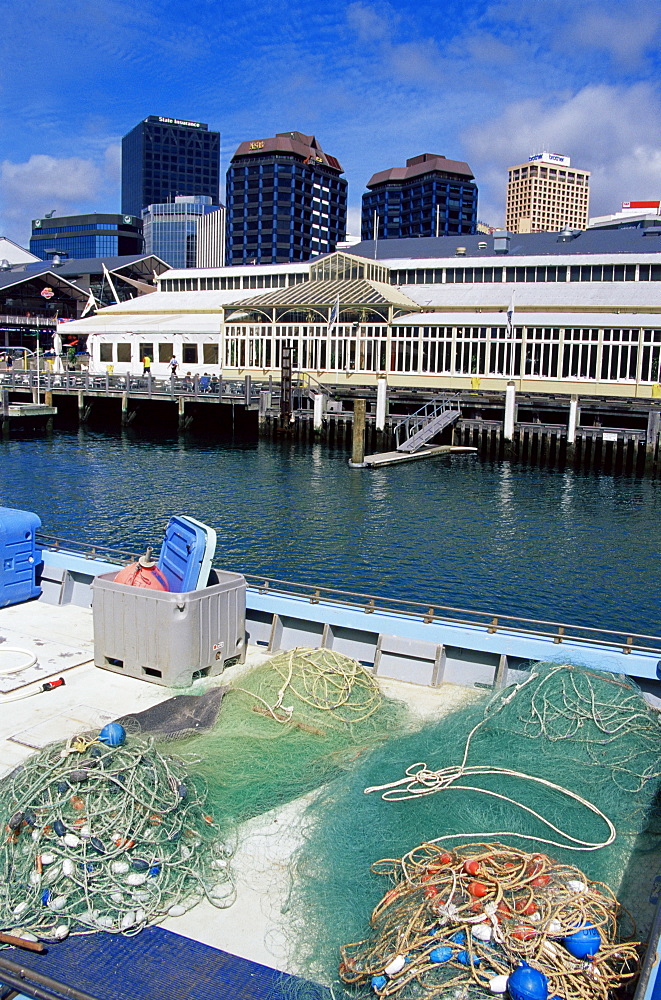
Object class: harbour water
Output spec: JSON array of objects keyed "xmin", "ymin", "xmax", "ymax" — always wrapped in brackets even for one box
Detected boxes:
[{"xmin": 1, "ymin": 427, "xmax": 659, "ymax": 637}]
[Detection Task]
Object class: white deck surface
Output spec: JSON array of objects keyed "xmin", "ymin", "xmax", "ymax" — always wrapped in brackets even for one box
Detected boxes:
[{"xmin": 0, "ymin": 597, "xmax": 479, "ymax": 973}]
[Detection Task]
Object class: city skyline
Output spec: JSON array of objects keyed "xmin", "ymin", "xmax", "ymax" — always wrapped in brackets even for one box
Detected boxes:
[{"xmin": 1, "ymin": 0, "xmax": 660, "ymax": 248}]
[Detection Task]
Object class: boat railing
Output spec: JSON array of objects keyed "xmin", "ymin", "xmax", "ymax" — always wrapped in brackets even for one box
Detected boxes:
[
  {"xmin": 35, "ymin": 535, "xmax": 661, "ymax": 657},
  {"xmin": 242, "ymin": 573, "xmax": 661, "ymax": 656},
  {"xmin": 37, "ymin": 533, "xmax": 141, "ymax": 566}
]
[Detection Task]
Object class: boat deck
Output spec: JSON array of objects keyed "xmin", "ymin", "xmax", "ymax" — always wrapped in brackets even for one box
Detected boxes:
[{"xmin": 0, "ymin": 597, "xmax": 478, "ymax": 978}]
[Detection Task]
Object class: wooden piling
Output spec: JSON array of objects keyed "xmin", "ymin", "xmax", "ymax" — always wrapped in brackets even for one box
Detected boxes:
[
  {"xmin": 349, "ymin": 399, "xmax": 366, "ymax": 466},
  {"xmin": 645, "ymin": 408, "xmax": 660, "ymax": 474}
]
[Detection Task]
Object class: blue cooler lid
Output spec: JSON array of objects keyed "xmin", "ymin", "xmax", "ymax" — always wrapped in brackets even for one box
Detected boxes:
[{"xmin": 157, "ymin": 516, "xmax": 217, "ymax": 593}]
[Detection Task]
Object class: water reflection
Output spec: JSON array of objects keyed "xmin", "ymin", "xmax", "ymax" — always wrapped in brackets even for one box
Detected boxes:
[{"xmin": 0, "ymin": 429, "xmax": 658, "ymax": 636}]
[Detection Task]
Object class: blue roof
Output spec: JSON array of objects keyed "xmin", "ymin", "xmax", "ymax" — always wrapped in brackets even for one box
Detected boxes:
[{"xmin": 349, "ymin": 229, "xmax": 661, "ymax": 261}]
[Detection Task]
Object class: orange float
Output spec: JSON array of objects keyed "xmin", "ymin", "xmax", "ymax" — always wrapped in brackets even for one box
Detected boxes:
[{"xmin": 114, "ymin": 551, "xmax": 169, "ymax": 591}]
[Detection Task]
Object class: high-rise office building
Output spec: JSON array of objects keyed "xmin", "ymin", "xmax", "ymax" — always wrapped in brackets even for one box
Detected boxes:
[
  {"xmin": 225, "ymin": 131, "xmax": 347, "ymax": 265},
  {"xmin": 361, "ymin": 154, "xmax": 478, "ymax": 241},
  {"xmin": 142, "ymin": 196, "xmax": 220, "ymax": 269},
  {"xmin": 506, "ymin": 152, "xmax": 590, "ymax": 233},
  {"xmin": 121, "ymin": 116, "xmax": 220, "ymax": 218},
  {"xmin": 30, "ymin": 213, "xmax": 143, "ymax": 260},
  {"xmin": 196, "ymin": 206, "xmax": 226, "ymax": 267}
]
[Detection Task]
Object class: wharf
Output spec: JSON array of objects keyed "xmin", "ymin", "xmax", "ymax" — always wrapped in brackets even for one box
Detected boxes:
[
  {"xmin": 1, "ymin": 400, "xmax": 56, "ymax": 436},
  {"xmin": 1, "ymin": 370, "xmax": 660, "ymax": 476},
  {"xmin": 363, "ymin": 444, "xmax": 477, "ymax": 467}
]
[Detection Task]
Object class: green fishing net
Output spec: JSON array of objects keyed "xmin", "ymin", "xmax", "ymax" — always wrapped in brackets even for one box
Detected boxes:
[
  {"xmin": 0, "ymin": 731, "xmax": 233, "ymax": 943},
  {"xmin": 164, "ymin": 647, "xmax": 409, "ymax": 830},
  {"xmin": 284, "ymin": 662, "xmax": 661, "ymax": 987}
]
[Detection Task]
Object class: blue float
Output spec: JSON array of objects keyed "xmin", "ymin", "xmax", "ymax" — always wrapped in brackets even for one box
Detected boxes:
[
  {"xmin": 98, "ymin": 723, "xmax": 126, "ymax": 747},
  {"xmin": 429, "ymin": 946, "xmax": 453, "ymax": 963},
  {"xmin": 508, "ymin": 962, "xmax": 548, "ymax": 1000},
  {"xmin": 371, "ymin": 975, "xmax": 387, "ymax": 991},
  {"xmin": 563, "ymin": 924, "xmax": 601, "ymax": 959},
  {"xmin": 457, "ymin": 950, "xmax": 480, "ymax": 966}
]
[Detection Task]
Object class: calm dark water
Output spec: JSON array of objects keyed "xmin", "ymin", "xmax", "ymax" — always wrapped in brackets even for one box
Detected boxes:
[{"xmin": 1, "ymin": 428, "xmax": 659, "ymax": 636}]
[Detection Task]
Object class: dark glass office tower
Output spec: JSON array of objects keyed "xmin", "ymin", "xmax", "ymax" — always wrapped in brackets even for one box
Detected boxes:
[
  {"xmin": 361, "ymin": 154, "xmax": 478, "ymax": 240},
  {"xmin": 121, "ymin": 116, "xmax": 220, "ymax": 217},
  {"xmin": 30, "ymin": 213, "xmax": 143, "ymax": 260},
  {"xmin": 225, "ymin": 131, "xmax": 347, "ymax": 265}
]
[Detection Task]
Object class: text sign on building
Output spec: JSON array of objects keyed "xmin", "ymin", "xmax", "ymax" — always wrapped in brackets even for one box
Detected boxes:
[
  {"xmin": 528, "ymin": 152, "xmax": 571, "ymax": 167},
  {"xmin": 40, "ymin": 287, "xmax": 54, "ymax": 300},
  {"xmin": 249, "ymin": 141, "xmax": 265, "ymax": 150},
  {"xmin": 156, "ymin": 117, "xmax": 202, "ymax": 128},
  {"xmin": 622, "ymin": 201, "xmax": 660, "ymax": 210}
]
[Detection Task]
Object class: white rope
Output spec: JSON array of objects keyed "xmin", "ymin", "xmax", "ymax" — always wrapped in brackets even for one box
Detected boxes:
[{"xmin": 364, "ymin": 665, "xmax": 617, "ymax": 852}]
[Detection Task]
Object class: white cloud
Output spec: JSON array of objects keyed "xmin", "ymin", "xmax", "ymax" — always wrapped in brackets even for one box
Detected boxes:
[
  {"xmin": 0, "ymin": 152, "xmax": 119, "ymax": 247},
  {"xmin": 559, "ymin": 4, "xmax": 661, "ymax": 65},
  {"xmin": 346, "ymin": 205, "xmax": 362, "ymax": 240},
  {"xmin": 464, "ymin": 83, "xmax": 661, "ymax": 226},
  {"xmin": 2, "ymin": 155, "xmax": 101, "ymax": 202},
  {"xmin": 345, "ymin": 1, "xmax": 396, "ymax": 43}
]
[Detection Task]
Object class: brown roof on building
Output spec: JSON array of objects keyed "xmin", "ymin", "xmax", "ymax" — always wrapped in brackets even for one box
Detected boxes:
[
  {"xmin": 231, "ymin": 131, "xmax": 344, "ymax": 172},
  {"xmin": 367, "ymin": 153, "xmax": 474, "ymax": 188}
]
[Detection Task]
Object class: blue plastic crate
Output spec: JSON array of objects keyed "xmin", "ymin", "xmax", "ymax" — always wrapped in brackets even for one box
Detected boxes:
[{"xmin": 0, "ymin": 506, "xmax": 41, "ymax": 608}]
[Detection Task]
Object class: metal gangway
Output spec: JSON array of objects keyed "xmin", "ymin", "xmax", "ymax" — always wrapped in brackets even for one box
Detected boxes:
[{"xmin": 394, "ymin": 393, "xmax": 462, "ymax": 453}]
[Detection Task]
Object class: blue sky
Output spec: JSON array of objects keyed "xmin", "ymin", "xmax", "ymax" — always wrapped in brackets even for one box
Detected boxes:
[{"xmin": 1, "ymin": 0, "xmax": 660, "ymax": 246}]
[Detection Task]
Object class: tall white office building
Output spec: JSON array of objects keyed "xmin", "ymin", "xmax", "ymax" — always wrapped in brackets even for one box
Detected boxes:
[
  {"xmin": 196, "ymin": 206, "xmax": 226, "ymax": 267},
  {"xmin": 506, "ymin": 153, "xmax": 590, "ymax": 234}
]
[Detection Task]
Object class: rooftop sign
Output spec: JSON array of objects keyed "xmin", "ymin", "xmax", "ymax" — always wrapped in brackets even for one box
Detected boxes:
[
  {"xmin": 146, "ymin": 116, "xmax": 207, "ymax": 129},
  {"xmin": 622, "ymin": 200, "xmax": 660, "ymax": 210},
  {"xmin": 529, "ymin": 152, "xmax": 571, "ymax": 166}
]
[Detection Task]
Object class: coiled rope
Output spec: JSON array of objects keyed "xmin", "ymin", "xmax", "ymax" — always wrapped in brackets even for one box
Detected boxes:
[{"xmin": 364, "ymin": 665, "xmax": 661, "ymax": 852}]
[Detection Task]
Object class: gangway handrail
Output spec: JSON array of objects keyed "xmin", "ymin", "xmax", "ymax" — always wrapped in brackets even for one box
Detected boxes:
[
  {"xmin": 294, "ymin": 372, "xmax": 337, "ymax": 399},
  {"xmin": 393, "ymin": 392, "xmax": 461, "ymax": 449}
]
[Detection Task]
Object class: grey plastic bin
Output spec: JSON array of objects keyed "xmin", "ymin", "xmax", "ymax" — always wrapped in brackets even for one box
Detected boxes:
[{"xmin": 92, "ymin": 570, "xmax": 246, "ymax": 687}]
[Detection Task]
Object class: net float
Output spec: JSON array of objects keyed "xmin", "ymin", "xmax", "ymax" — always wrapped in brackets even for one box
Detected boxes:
[
  {"xmin": 384, "ymin": 955, "xmax": 407, "ymax": 976},
  {"xmin": 511, "ymin": 925, "xmax": 537, "ymax": 941},
  {"xmin": 467, "ymin": 880, "xmax": 490, "ymax": 897}
]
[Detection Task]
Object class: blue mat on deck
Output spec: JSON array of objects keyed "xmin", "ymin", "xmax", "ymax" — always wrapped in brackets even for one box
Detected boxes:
[{"xmin": 0, "ymin": 926, "xmax": 330, "ymax": 1000}]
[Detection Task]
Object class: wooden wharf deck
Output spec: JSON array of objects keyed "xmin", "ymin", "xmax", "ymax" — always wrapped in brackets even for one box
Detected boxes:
[
  {"xmin": 1, "ymin": 393, "xmax": 56, "ymax": 437},
  {"xmin": 1, "ymin": 372, "xmax": 659, "ymax": 476}
]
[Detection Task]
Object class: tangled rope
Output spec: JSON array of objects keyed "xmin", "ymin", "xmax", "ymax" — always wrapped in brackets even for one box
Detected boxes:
[
  {"xmin": 238, "ymin": 647, "xmax": 383, "ymax": 728},
  {"xmin": 339, "ymin": 843, "xmax": 639, "ymax": 1000},
  {"xmin": 364, "ymin": 665, "xmax": 661, "ymax": 852},
  {"xmin": 0, "ymin": 731, "xmax": 233, "ymax": 944}
]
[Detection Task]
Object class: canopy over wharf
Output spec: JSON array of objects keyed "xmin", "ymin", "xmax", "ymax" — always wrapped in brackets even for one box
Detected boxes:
[{"xmin": 221, "ymin": 252, "xmax": 421, "ymax": 375}]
